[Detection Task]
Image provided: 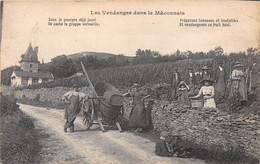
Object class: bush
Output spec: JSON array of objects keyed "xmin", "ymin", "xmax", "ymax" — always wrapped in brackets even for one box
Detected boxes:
[
  {"xmin": 34, "ymin": 94, "xmax": 40, "ymax": 102},
  {"xmin": 0, "ymin": 95, "xmax": 41, "ymax": 163},
  {"xmin": 0, "ymin": 94, "xmax": 20, "ymax": 116}
]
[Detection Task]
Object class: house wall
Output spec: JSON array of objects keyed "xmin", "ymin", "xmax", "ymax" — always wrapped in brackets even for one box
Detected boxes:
[
  {"xmin": 28, "ymin": 77, "xmax": 33, "ymax": 85},
  {"xmin": 39, "ymin": 78, "xmax": 42, "ymax": 83},
  {"xmin": 20, "ymin": 61, "xmax": 39, "ymax": 72},
  {"xmin": 11, "ymin": 76, "xmax": 21, "ymax": 86}
]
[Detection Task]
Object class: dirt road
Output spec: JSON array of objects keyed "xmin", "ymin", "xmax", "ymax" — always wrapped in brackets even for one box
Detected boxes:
[{"xmin": 19, "ymin": 104, "xmax": 206, "ymax": 164}]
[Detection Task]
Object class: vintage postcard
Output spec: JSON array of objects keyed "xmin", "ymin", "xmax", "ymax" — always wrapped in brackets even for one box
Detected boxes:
[{"xmin": 0, "ymin": 1, "xmax": 259, "ymax": 164}]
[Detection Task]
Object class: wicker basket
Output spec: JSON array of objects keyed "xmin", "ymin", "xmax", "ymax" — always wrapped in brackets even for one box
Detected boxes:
[{"xmin": 190, "ymin": 99, "xmax": 203, "ymax": 108}]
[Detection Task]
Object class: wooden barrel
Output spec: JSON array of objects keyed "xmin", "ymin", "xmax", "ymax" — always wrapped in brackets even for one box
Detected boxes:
[
  {"xmin": 190, "ymin": 99, "xmax": 203, "ymax": 108},
  {"xmin": 94, "ymin": 82, "xmax": 124, "ymax": 106}
]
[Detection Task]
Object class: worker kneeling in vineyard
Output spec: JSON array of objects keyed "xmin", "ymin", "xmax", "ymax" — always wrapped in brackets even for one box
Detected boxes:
[{"xmin": 62, "ymin": 84, "xmax": 86, "ymax": 133}]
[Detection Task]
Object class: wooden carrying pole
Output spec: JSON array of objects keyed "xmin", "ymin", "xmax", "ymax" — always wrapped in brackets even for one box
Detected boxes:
[{"xmin": 80, "ymin": 62, "xmax": 98, "ymax": 97}]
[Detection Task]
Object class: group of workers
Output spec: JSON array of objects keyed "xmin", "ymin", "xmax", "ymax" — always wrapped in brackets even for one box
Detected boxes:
[
  {"xmin": 60, "ymin": 59, "xmax": 257, "ymax": 152},
  {"xmin": 170, "ymin": 60, "xmax": 257, "ymax": 109},
  {"xmin": 155, "ymin": 59, "xmax": 258, "ymax": 158}
]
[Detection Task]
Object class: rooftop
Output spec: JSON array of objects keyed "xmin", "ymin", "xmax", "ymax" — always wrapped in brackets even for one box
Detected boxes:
[
  {"xmin": 13, "ymin": 71, "xmax": 53, "ymax": 79},
  {"xmin": 19, "ymin": 44, "xmax": 39, "ymax": 63}
]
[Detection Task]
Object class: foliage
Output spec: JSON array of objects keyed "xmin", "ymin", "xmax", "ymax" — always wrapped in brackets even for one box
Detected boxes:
[
  {"xmin": 1, "ymin": 66, "xmax": 20, "ymax": 86},
  {"xmin": 49, "ymin": 55, "xmax": 77, "ymax": 78},
  {"xmin": 17, "ymin": 58, "xmax": 213, "ymax": 90},
  {"xmin": 0, "ymin": 95, "xmax": 41, "ymax": 163},
  {"xmin": 0, "ymin": 94, "xmax": 20, "ymax": 115}
]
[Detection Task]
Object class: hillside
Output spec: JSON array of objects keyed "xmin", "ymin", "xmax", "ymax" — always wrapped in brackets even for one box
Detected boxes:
[{"xmin": 67, "ymin": 51, "xmax": 133, "ymax": 61}]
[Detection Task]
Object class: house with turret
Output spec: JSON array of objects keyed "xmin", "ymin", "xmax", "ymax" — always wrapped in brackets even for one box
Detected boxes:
[{"xmin": 11, "ymin": 44, "xmax": 53, "ymax": 86}]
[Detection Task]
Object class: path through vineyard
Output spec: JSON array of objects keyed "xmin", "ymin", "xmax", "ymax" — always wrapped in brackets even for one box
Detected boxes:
[{"xmin": 19, "ymin": 104, "xmax": 207, "ymax": 164}]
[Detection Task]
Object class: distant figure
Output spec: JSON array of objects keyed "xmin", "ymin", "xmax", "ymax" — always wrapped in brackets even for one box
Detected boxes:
[
  {"xmin": 155, "ymin": 131, "xmax": 173, "ymax": 157},
  {"xmin": 185, "ymin": 67, "xmax": 196, "ymax": 86},
  {"xmin": 124, "ymin": 83, "xmax": 150, "ymax": 132},
  {"xmin": 191, "ymin": 78, "xmax": 216, "ymax": 108},
  {"xmin": 214, "ymin": 60, "xmax": 226, "ymax": 100},
  {"xmin": 177, "ymin": 81, "xmax": 191, "ymax": 107},
  {"xmin": 230, "ymin": 62, "xmax": 248, "ymax": 101},
  {"xmin": 166, "ymin": 132, "xmax": 192, "ymax": 158},
  {"xmin": 201, "ymin": 66, "xmax": 211, "ymax": 79},
  {"xmin": 170, "ymin": 67, "xmax": 182, "ymax": 101},
  {"xmin": 62, "ymin": 84, "xmax": 86, "ymax": 133},
  {"xmin": 248, "ymin": 59, "xmax": 259, "ymax": 92}
]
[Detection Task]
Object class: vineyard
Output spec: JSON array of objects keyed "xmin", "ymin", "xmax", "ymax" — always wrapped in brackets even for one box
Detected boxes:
[
  {"xmin": 17, "ymin": 58, "xmax": 216, "ymax": 90},
  {"xmin": 17, "ymin": 54, "xmax": 257, "ymax": 90}
]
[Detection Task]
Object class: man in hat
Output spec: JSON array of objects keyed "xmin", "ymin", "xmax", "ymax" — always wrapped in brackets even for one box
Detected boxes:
[
  {"xmin": 166, "ymin": 132, "xmax": 191, "ymax": 158},
  {"xmin": 185, "ymin": 67, "xmax": 199, "ymax": 96},
  {"xmin": 62, "ymin": 84, "xmax": 86, "ymax": 133},
  {"xmin": 201, "ymin": 66, "xmax": 211, "ymax": 79},
  {"xmin": 214, "ymin": 60, "xmax": 226, "ymax": 102},
  {"xmin": 230, "ymin": 62, "xmax": 248, "ymax": 102},
  {"xmin": 185, "ymin": 67, "xmax": 196, "ymax": 85},
  {"xmin": 248, "ymin": 58, "xmax": 259, "ymax": 92},
  {"xmin": 155, "ymin": 131, "xmax": 173, "ymax": 157},
  {"xmin": 170, "ymin": 67, "xmax": 182, "ymax": 102}
]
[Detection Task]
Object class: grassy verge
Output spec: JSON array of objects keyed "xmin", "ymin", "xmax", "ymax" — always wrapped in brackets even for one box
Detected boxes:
[
  {"xmin": 0, "ymin": 94, "xmax": 41, "ymax": 164},
  {"xmin": 17, "ymin": 96, "xmax": 65, "ymax": 109}
]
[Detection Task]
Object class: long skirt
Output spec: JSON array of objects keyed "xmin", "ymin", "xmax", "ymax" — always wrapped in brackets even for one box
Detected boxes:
[
  {"xmin": 128, "ymin": 103, "xmax": 149, "ymax": 128},
  {"xmin": 203, "ymin": 97, "xmax": 216, "ymax": 108},
  {"xmin": 231, "ymin": 78, "xmax": 247, "ymax": 101},
  {"xmin": 64, "ymin": 95, "xmax": 80, "ymax": 128}
]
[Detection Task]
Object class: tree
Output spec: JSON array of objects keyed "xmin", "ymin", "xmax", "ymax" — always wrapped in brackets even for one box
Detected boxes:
[
  {"xmin": 214, "ymin": 46, "xmax": 224, "ymax": 56},
  {"xmin": 1, "ymin": 66, "xmax": 20, "ymax": 85},
  {"xmin": 50, "ymin": 56, "xmax": 76, "ymax": 78}
]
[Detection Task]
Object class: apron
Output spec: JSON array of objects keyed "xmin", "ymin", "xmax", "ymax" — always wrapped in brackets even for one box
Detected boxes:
[
  {"xmin": 64, "ymin": 94, "xmax": 80, "ymax": 128},
  {"xmin": 128, "ymin": 92, "xmax": 149, "ymax": 128}
]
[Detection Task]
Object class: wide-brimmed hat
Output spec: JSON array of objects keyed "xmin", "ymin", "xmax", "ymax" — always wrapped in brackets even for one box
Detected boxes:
[
  {"xmin": 202, "ymin": 66, "xmax": 210, "ymax": 70},
  {"xmin": 173, "ymin": 67, "xmax": 178, "ymax": 70},
  {"xmin": 133, "ymin": 83, "xmax": 139, "ymax": 88},
  {"xmin": 178, "ymin": 81, "xmax": 189, "ymax": 90},
  {"xmin": 187, "ymin": 67, "xmax": 193, "ymax": 70},
  {"xmin": 234, "ymin": 62, "xmax": 243, "ymax": 68},
  {"xmin": 200, "ymin": 77, "xmax": 214, "ymax": 84},
  {"xmin": 160, "ymin": 131, "xmax": 168, "ymax": 137}
]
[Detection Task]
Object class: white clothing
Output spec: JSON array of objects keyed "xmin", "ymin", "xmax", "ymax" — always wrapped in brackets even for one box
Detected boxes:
[{"xmin": 197, "ymin": 86, "xmax": 216, "ymax": 108}]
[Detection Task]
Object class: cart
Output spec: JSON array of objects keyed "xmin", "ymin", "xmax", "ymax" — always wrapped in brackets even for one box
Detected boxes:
[{"xmin": 81, "ymin": 82, "xmax": 125, "ymax": 132}]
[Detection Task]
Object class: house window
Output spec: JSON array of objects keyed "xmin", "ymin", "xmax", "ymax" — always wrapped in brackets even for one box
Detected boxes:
[
  {"xmin": 30, "ymin": 64, "xmax": 33, "ymax": 68},
  {"xmin": 32, "ymin": 78, "xmax": 38, "ymax": 84},
  {"xmin": 42, "ymin": 78, "xmax": 49, "ymax": 83},
  {"xmin": 21, "ymin": 77, "xmax": 28, "ymax": 86}
]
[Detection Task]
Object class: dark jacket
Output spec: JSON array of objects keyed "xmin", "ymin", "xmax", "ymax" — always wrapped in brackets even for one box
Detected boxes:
[
  {"xmin": 155, "ymin": 140, "xmax": 173, "ymax": 157},
  {"xmin": 171, "ymin": 72, "xmax": 182, "ymax": 89}
]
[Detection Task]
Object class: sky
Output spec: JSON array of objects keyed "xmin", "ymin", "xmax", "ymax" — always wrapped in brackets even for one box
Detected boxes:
[{"xmin": 1, "ymin": 1, "xmax": 259, "ymax": 69}]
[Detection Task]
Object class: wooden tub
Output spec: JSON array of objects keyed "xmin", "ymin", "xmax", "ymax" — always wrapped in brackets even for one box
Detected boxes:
[{"xmin": 190, "ymin": 99, "xmax": 203, "ymax": 108}]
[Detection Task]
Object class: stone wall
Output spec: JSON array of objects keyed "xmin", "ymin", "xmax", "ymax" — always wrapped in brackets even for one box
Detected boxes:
[
  {"xmin": 13, "ymin": 87, "xmax": 259, "ymax": 160},
  {"xmin": 14, "ymin": 87, "xmax": 91, "ymax": 106},
  {"xmin": 150, "ymin": 100, "xmax": 260, "ymax": 160}
]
